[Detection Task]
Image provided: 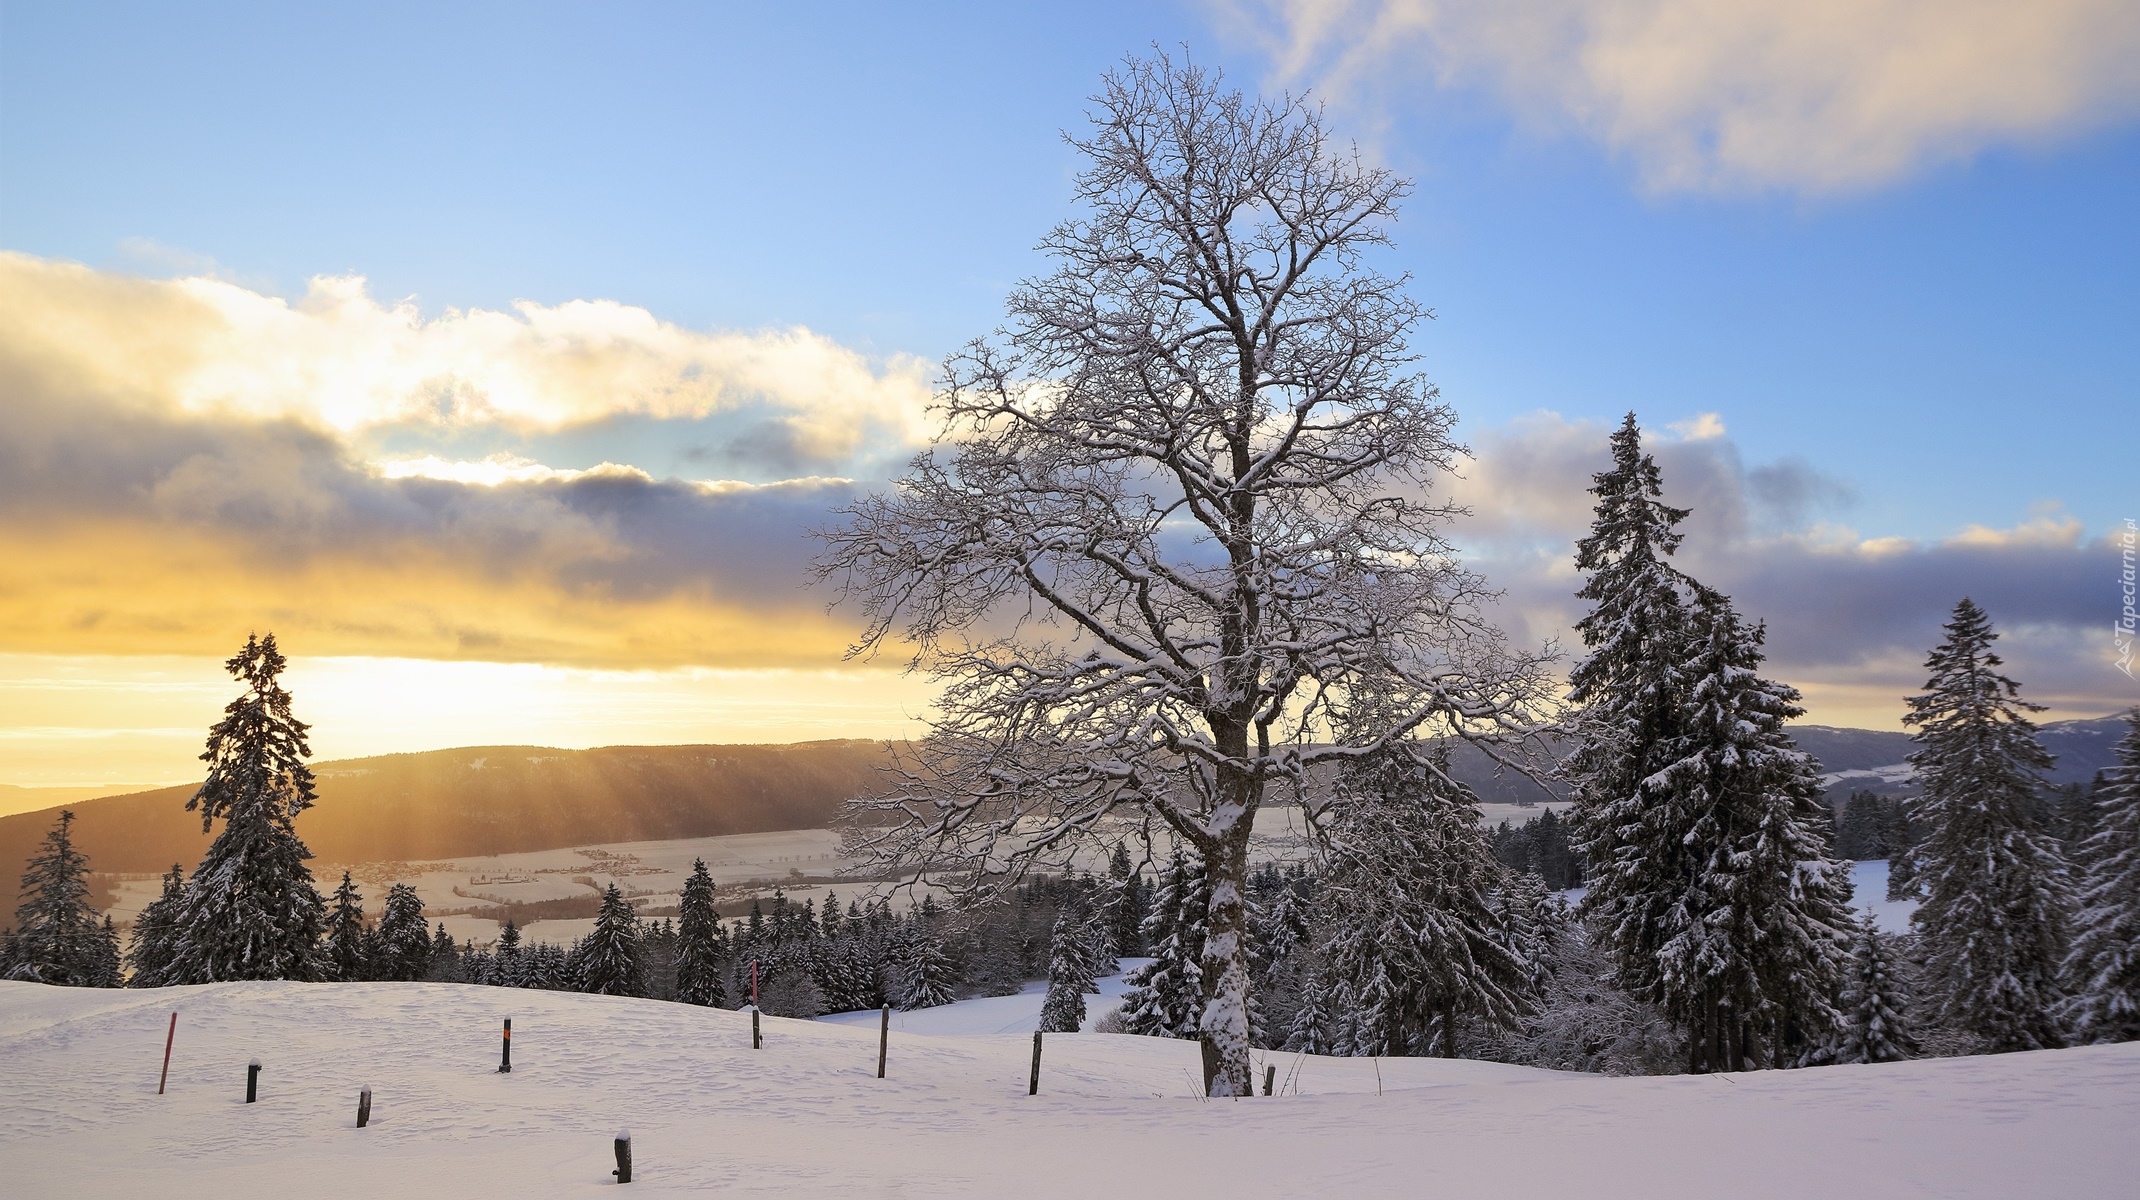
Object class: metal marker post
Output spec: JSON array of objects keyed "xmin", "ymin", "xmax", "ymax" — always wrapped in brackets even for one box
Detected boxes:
[
  {"xmin": 751, "ymin": 1007, "xmax": 761, "ymax": 1050},
  {"xmin": 877, "ymin": 1006, "xmax": 890, "ymax": 1078},
  {"xmin": 499, "ymin": 1018, "xmax": 512, "ymax": 1073},
  {"xmin": 157, "ymin": 1012, "xmax": 177, "ymax": 1095}
]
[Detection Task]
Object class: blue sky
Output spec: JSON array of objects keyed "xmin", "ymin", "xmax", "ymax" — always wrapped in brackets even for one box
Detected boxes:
[
  {"xmin": 8, "ymin": 1, "xmax": 2134, "ymax": 537},
  {"xmin": 1, "ymin": 0, "xmax": 2135, "ymax": 783}
]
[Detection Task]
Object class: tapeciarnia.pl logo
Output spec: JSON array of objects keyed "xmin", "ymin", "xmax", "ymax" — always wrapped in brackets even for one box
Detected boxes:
[{"xmin": 2118, "ymin": 518, "xmax": 2137, "ymax": 679}]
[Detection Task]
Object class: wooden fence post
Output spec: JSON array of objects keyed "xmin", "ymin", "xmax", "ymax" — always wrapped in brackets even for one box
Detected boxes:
[
  {"xmin": 157, "ymin": 1012, "xmax": 177, "ymax": 1095},
  {"xmin": 245, "ymin": 1059, "xmax": 260, "ymax": 1104},
  {"xmin": 1029, "ymin": 1031, "xmax": 1043, "ymax": 1096},
  {"xmin": 1264, "ymin": 1064, "xmax": 1276, "ymax": 1096},
  {"xmin": 613, "ymin": 1130, "xmax": 633, "ymax": 1183},
  {"xmin": 752, "ymin": 1007, "xmax": 762, "ymax": 1050},
  {"xmin": 877, "ymin": 1006, "xmax": 890, "ymax": 1078},
  {"xmin": 356, "ymin": 1085, "xmax": 372, "ymax": 1128}
]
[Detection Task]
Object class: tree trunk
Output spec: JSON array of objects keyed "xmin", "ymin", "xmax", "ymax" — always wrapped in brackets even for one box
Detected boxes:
[{"xmin": 1198, "ymin": 806, "xmax": 1256, "ymax": 1097}]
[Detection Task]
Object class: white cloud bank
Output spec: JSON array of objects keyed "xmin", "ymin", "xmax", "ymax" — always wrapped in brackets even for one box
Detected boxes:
[
  {"xmin": 1223, "ymin": 0, "xmax": 2140, "ymax": 192},
  {"xmin": 0, "ymin": 252, "xmax": 937, "ymax": 466}
]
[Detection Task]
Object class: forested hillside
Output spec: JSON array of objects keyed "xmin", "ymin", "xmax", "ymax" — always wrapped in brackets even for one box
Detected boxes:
[{"xmin": 0, "ymin": 741, "xmax": 891, "ymax": 888}]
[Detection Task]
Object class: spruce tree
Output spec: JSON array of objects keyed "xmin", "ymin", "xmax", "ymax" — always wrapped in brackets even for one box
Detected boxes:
[
  {"xmin": 9, "ymin": 809, "xmax": 106, "ymax": 986},
  {"xmin": 426, "ymin": 922, "xmax": 460, "ymax": 982},
  {"xmin": 1904, "ymin": 599, "xmax": 2069, "ymax": 1052},
  {"xmin": 579, "ymin": 884, "xmax": 646, "ymax": 997},
  {"xmin": 1117, "ymin": 846, "xmax": 1207, "ymax": 1038},
  {"xmin": 2062, "ymin": 708, "xmax": 2140, "ymax": 1043},
  {"xmin": 1039, "ymin": 904, "xmax": 1095, "ymax": 1032},
  {"xmin": 1646, "ymin": 588, "xmax": 1853, "ymax": 1071},
  {"xmin": 674, "ymin": 858, "xmax": 728, "ymax": 1007},
  {"xmin": 895, "ymin": 915, "xmax": 957, "ymax": 1010},
  {"xmin": 126, "ymin": 864, "xmax": 188, "ymax": 987},
  {"xmin": 1317, "ymin": 747, "xmax": 1538, "ymax": 1058},
  {"xmin": 165, "ymin": 633, "xmax": 327, "ymax": 982},
  {"xmin": 372, "ymin": 882, "xmax": 432, "ymax": 982},
  {"xmin": 324, "ymin": 871, "xmax": 369, "ymax": 982},
  {"xmin": 494, "ymin": 918, "xmax": 526, "ymax": 987},
  {"xmin": 1835, "ymin": 911, "xmax": 1915, "ymax": 1063},
  {"xmin": 1564, "ymin": 415, "xmax": 1698, "ymax": 1014}
]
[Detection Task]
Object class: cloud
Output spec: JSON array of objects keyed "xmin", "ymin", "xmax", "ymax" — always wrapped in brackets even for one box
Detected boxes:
[
  {"xmin": 0, "ymin": 254, "xmax": 915, "ymax": 670},
  {"xmin": 1223, "ymin": 0, "xmax": 2140, "ymax": 192},
  {"xmin": 1449, "ymin": 412, "xmax": 2133, "ymax": 724},
  {"xmin": 0, "ymin": 251, "xmax": 937, "ymax": 469}
]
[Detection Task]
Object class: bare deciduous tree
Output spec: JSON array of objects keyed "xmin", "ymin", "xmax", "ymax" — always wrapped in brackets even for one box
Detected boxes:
[{"xmin": 817, "ymin": 52, "xmax": 1547, "ymax": 1095}]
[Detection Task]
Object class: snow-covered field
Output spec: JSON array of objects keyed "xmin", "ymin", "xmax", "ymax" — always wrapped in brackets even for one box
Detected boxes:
[
  {"xmin": 5, "ymin": 979, "xmax": 2134, "ymax": 1199},
  {"xmin": 818, "ymin": 959, "xmax": 1152, "ymax": 1036}
]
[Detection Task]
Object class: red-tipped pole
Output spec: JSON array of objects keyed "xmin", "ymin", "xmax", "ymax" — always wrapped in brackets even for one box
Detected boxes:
[
  {"xmin": 157, "ymin": 1012, "xmax": 177, "ymax": 1095},
  {"xmin": 750, "ymin": 960, "xmax": 759, "ymax": 1008}
]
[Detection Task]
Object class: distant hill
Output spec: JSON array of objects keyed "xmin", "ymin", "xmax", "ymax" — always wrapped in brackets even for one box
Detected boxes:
[
  {"xmin": 5, "ymin": 716, "xmax": 2127, "ymax": 905},
  {"xmin": 0, "ymin": 741, "xmax": 893, "ymax": 895}
]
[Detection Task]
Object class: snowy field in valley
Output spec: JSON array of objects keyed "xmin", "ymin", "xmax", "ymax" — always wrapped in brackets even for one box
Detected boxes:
[
  {"xmin": 5, "ymin": 980, "xmax": 2135, "ymax": 1199},
  {"xmin": 817, "ymin": 960, "xmax": 1152, "ymax": 1036}
]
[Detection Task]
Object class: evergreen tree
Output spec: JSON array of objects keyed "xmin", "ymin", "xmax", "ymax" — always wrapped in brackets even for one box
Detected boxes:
[
  {"xmin": 9, "ymin": 809, "xmax": 106, "ymax": 985},
  {"xmin": 1834, "ymin": 791, "xmax": 1893, "ymax": 861},
  {"xmin": 1835, "ymin": 911, "xmax": 1915, "ymax": 1064},
  {"xmin": 165, "ymin": 633, "xmax": 327, "ymax": 982},
  {"xmin": 579, "ymin": 884, "xmax": 646, "ymax": 997},
  {"xmin": 1904, "ymin": 599, "xmax": 2070, "ymax": 1052},
  {"xmin": 1564, "ymin": 415, "xmax": 1699, "ymax": 1018},
  {"xmin": 1317, "ymin": 747, "xmax": 1538, "ymax": 1058},
  {"xmin": 90, "ymin": 917, "xmax": 122, "ymax": 988},
  {"xmin": 426, "ymin": 922, "xmax": 460, "ymax": 982},
  {"xmin": 1116, "ymin": 846, "xmax": 1207, "ymax": 1038},
  {"xmin": 1104, "ymin": 843, "xmax": 1148, "ymax": 957},
  {"xmin": 1646, "ymin": 588, "xmax": 1854, "ymax": 1071},
  {"xmin": 1038, "ymin": 904, "xmax": 1095, "ymax": 1032},
  {"xmin": 674, "ymin": 858, "xmax": 728, "ymax": 1007},
  {"xmin": 371, "ymin": 882, "xmax": 431, "ymax": 981},
  {"xmin": 895, "ymin": 916, "xmax": 957, "ymax": 1010},
  {"xmin": 324, "ymin": 871, "xmax": 369, "ymax": 982},
  {"xmin": 494, "ymin": 918, "xmax": 526, "ymax": 987},
  {"xmin": 126, "ymin": 864, "xmax": 188, "ymax": 987},
  {"xmin": 2062, "ymin": 708, "xmax": 2140, "ymax": 1043}
]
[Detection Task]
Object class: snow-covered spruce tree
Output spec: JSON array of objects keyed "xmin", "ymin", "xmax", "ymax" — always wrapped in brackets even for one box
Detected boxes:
[
  {"xmin": 818, "ymin": 53, "xmax": 1546, "ymax": 1096},
  {"xmin": 1316, "ymin": 746, "xmax": 1538, "ymax": 1058},
  {"xmin": 372, "ymin": 882, "xmax": 432, "ymax": 982},
  {"xmin": 425, "ymin": 922, "xmax": 460, "ymax": 982},
  {"xmin": 895, "ymin": 915, "xmax": 957, "ymax": 1010},
  {"xmin": 2062, "ymin": 708, "xmax": 2140, "ymax": 1043},
  {"xmin": 675, "ymin": 858, "xmax": 728, "ymax": 1007},
  {"xmin": 1645, "ymin": 588, "xmax": 1854, "ymax": 1071},
  {"xmin": 90, "ymin": 917, "xmax": 122, "ymax": 988},
  {"xmin": 8, "ymin": 809, "xmax": 107, "ymax": 985},
  {"xmin": 126, "ymin": 864, "xmax": 188, "ymax": 987},
  {"xmin": 165, "ymin": 633, "xmax": 326, "ymax": 982},
  {"xmin": 324, "ymin": 871, "xmax": 369, "ymax": 982},
  {"xmin": 578, "ymin": 884, "xmax": 646, "ymax": 997},
  {"xmin": 1117, "ymin": 846, "xmax": 1208, "ymax": 1039},
  {"xmin": 1564, "ymin": 415, "xmax": 1700, "ymax": 1016},
  {"xmin": 1904, "ymin": 599, "xmax": 2070, "ymax": 1052},
  {"xmin": 1104, "ymin": 843, "xmax": 1149, "ymax": 958},
  {"xmin": 1835, "ymin": 910, "xmax": 1916, "ymax": 1064},
  {"xmin": 1039, "ymin": 904, "xmax": 1096, "ymax": 1032},
  {"xmin": 493, "ymin": 918, "xmax": 526, "ymax": 987}
]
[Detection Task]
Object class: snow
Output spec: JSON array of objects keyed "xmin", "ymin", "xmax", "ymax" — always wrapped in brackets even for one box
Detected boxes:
[
  {"xmin": 1849, "ymin": 859, "xmax": 1919, "ymax": 935},
  {"xmin": 819, "ymin": 960, "xmax": 1152, "ymax": 1036},
  {"xmin": 6, "ymin": 980, "xmax": 2136, "ymax": 1199}
]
